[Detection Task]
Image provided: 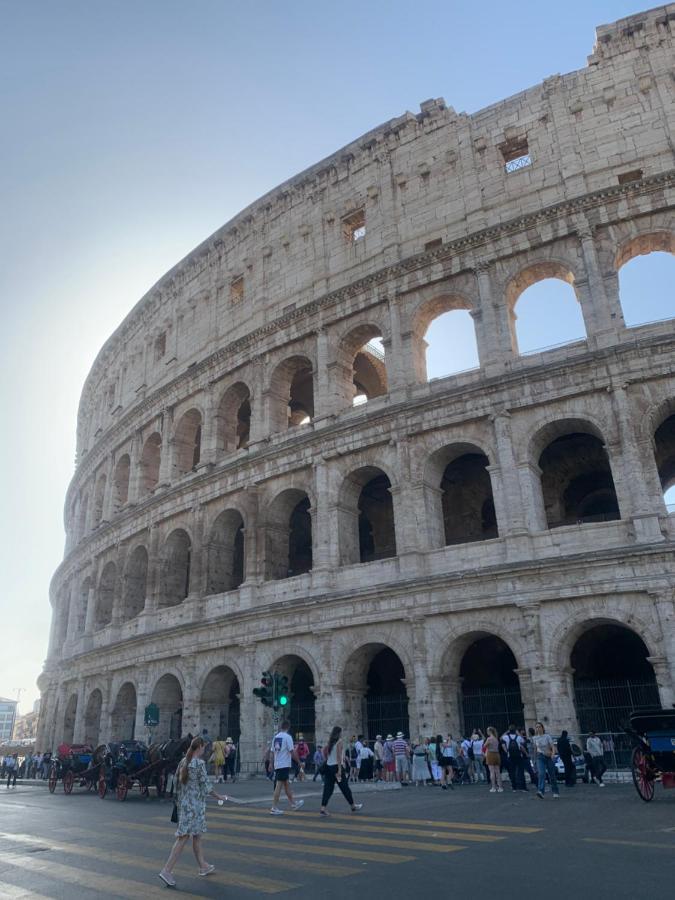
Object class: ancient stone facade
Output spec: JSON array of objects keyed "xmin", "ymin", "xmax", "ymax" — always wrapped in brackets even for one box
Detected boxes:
[{"xmin": 38, "ymin": 6, "xmax": 675, "ymax": 764}]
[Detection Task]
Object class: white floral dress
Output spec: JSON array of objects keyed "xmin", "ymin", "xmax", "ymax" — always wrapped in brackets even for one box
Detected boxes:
[{"xmin": 175, "ymin": 757, "xmax": 209, "ymax": 836}]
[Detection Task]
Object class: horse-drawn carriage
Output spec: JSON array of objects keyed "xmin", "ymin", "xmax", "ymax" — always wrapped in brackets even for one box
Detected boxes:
[
  {"xmin": 106, "ymin": 736, "xmax": 191, "ymax": 801},
  {"xmin": 48, "ymin": 743, "xmax": 107, "ymax": 797},
  {"xmin": 627, "ymin": 709, "xmax": 675, "ymax": 802}
]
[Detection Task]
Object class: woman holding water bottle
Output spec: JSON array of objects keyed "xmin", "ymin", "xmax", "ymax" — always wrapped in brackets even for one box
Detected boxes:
[{"xmin": 159, "ymin": 736, "xmax": 228, "ymax": 888}]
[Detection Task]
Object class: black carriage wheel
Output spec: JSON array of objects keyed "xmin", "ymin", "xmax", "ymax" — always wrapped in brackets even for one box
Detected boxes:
[
  {"xmin": 98, "ymin": 773, "xmax": 107, "ymax": 799},
  {"xmin": 48, "ymin": 767, "xmax": 57, "ymax": 793},
  {"xmin": 631, "ymin": 746, "xmax": 655, "ymax": 802},
  {"xmin": 116, "ymin": 773, "xmax": 128, "ymax": 802},
  {"xmin": 156, "ymin": 772, "xmax": 166, "ymax": 799},
  {"xmin": 63, "ymin": 771, "xmax": 74, "ymax": 795}
]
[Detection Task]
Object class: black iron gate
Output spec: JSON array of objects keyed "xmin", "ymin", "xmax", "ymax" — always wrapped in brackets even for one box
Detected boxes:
[
  {"xmin": 573, "ymin": 678, "xmax": 661, "ymax": 734},
  {"xmin": 461, "ymin": 687, "xmax": 524, "ymax": 737},
  {"xmin": 365, "ymin": 694, "xmax": 409, "ymax": 740}
]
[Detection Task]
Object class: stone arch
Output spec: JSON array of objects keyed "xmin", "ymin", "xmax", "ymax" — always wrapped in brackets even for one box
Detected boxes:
[
  {"xmin": 159, "ymin": 528, "xmax": 192, "ymax": 607},
  {"xmin": 200, "ymin": 666, "xmax": 241, "ymax": 742},
  {"xmin": 216, "ymin": 382, "xmax": 251, "ymax": 456},
  {"xmin": 615, "ymin": 231, "xmax": 675, "ymax": 328},
  {"xmin": 505, "ymin": 260, "xmax": 585, "ymax": 355},
  {"xmin": 423, "ymin": 441, "xmax": 498, "ymax": 548},
  {"xmin": 335, "ymin": 322, "xmax": 388, "ymax": 410},
  {"xmin": 84, "ymin": 689, "xmax": 103, "ymax": 746},
  {"xmin": 267, "ymin": 355, "xmax": 314, "ymax": 432},
  {"xmin": 140, "ymin": 432, "xmax": 162, "ymax": 495},
  {"xmin": 92, "ymin": 472, "xmax": 106, "ymax": 527},
  {"xmin": 563, "ymin": 618, "xmax": 661, "ymax": 733},
  {"xmin": 341, "ymin": 642, "xmax": 410, "ymax": 740},
  {"xmin": 411, "ymin": 292, "xmax": 478, "ymax": 382},
  {"xmin": 110, "ymin": 682, "xmax": 137, "ymax": 741},
  {"xmin": 150, "ymin": 672, "xmax": 184, "ymax": 742},
  {"xmin": 95, "ymin": 561, "xmax": 116, "ymax": 629},
  {"xmin": 652, "ymin": 402, "xmax": 675, "ymax": 507},
  {"xmin": 77, "ymin": 575, "xmax": 92, "ymax": 634},
  {"xmin": 338, "ymin": 465, "xmax": 397, "ymax": 566},
  {"xmin": 438, "ymin": 628, "xmax": 524, "ymax": 736},
  {"xmin": 62, "ymin": 693, "xmax": 78, "ymax": 745},
  {"xmin": 264, "ymin": 488, "xmax": 313, "ymax": 580},
  {"xmin": 529, "ymin": 417, "xmax": 621, "ymax": 529},
  {"xmin": 112, "ymin": 454, "xmax": 130, "ymax": 511},
  {"xmin": 206, "ymin": 508, "xmax": 246, "ymax": 594},
  {"xmin": 549, "ymin": 610, "xmax": 661, "ymax": 674},
  {"xmin": 121, "ymin": 545, "xmax": 148, "ymax": 621},
  {"xmin": 173, "ymin": 407, "xmax": 203, "ymax": 476}
]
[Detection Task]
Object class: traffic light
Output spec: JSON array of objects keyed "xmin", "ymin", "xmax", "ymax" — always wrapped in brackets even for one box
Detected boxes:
[
  {"xmin": 253, "ymin": 671, "xmax": 274, "ymax": 707},
  {"xmin": 274, "ymin": 673, "xmax": 289, "ymax": 710}
]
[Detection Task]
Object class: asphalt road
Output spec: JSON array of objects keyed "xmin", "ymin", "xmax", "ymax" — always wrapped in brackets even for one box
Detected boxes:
[{"xmin": 0, "ymin": 777, "xmax": 673, "ymax": 898}]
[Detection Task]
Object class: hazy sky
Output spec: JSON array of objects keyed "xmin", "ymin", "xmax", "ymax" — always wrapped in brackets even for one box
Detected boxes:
[{"xmin": 1, "ymin": 1, "xmax": 672, "ymax": 716}]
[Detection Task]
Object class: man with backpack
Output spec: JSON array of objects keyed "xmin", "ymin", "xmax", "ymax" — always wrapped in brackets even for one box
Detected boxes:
[{"xmin": 501, "ymin": 724, "xmax": 527, "ymax": 792}]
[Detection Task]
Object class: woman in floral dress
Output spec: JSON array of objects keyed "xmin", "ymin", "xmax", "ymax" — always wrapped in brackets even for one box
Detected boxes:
[{"xmin": 159, "ymin": 736, "xmax": 227, "ymax": 888}]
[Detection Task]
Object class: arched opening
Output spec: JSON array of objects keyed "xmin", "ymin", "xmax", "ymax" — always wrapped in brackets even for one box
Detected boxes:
[
  {"xmin": 271, "ymin": 655, "xmax": 316, "ymax": 743},
  {"xmin": 122, "ymin": 545, "xmax": 148, "ymax": 621},
  {"xmin": 412, "ymin": 297, "xmax": 479, "ymax": 382},
  {"xmin": 77, "ymin": 492, "xmax": 89, "ymax": 539},
  {"xmin": 507, "ymin": 265, "xmax": 585, "ymax": 355},
  {"xmin": 216, "ymin": 382, "xmax": 251, "ymax": 455},
  {"xmin": 436, "ymin": 448, "xmax": 498, "ymax": 545},
  {"xmin": 92, "ymin": 473, "xmax": 106, "ymax": 527},
  {"xmin": 151, "ymin": 674, "xmax": 183, "ymax": 742},
  {"xmin": 571, "ymin": 624, "xmax": 660, "ymax": 733},
  {"xmin": 62, "ymin": 694, "xmax": 77, "ymax": 745},
  {"xmin": 616, "ymin": 234, "xmax": 675, "ymax": 327},
  {"xmin": 207, "ymin": 509, "xmax": 245, "ymax": 594},
  {"xmin": 111, "ymin": 682, "xmax": 137, "ymax": 741},
  {"xmin": 95, "ymin": 562, "xmax": 116, "ymax": 629},
  {"xmin": 654, "ymin": 413, "xmax": 675, "ymax": 511},
  {"xmin": 336, "ymin": 324, "xmax": 388, "ymax": 409},
  {"xmin": 159, "ymin": 529, "xmax": 191, "ymax": 607},
  {"xmin": 460, "ymin": 635, "xmax": 523, "ymax": 736},
  {"xmin": 200, "ymin": 667, "xmax": 241, "ymax": 742},
  {"xmin": 173, "ymin": 409, "xmax": 202, "ymax": 476},
  {"xmin": 77, "ymin": 577, "xmax": 92, "ymax": 634},
  {"xmin": 140, "ymin": 432, "xmax": 162, "ymax": 495},
  {"xmin": 265, "ymin": 489, "xmax": 313, "ymax": 580},
  {"xmin": 538, "ymin": 431, "xmax": 620, "ymax": 528},
  {"xmin": 339, "ymin": 467, "xmax": 397, "ymax": 566},
  {"xmin": 113, "ymin": 455, "xmax": 130, "ymax": 511},
  {"xmin": 344, "ymin": 644, "xmax": 409, "ymax": 739},
  {"xmin": 268, "ymin": 356, "xmax": 314, "ymax": 432},
  {"xmin": 84, "ymin": 689, "xmax": 103, "ymax": 746}
]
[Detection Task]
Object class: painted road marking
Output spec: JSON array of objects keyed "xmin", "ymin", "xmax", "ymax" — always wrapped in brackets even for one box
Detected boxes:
[
  {"xmin": 0, "ymin": 832, "xmax": 297, "ymax": 895},
  {"xmin": 215, "ymin": 810, "xmax": 504, "ymax": 842},
  {"xmin": 0, "ymin": 851, "xmax": 201, "ymax": 900},
  {"xmin": 65, "ymin": 825, "xmax": 362, "ymax": 879},
  {"xmin": 0, "ymin": 882, "xmax": 53, "ymax": 900},
  {"xmin": 584, "ymin": 837, "xmax": 675, "ymax": 851},
  {"xmin": 197, "ymin": 807, "xmax": 543, "ymax": 834},
  {"xmin": 121, "ymin": 820, "xmax": 415, "ymax": 864}
]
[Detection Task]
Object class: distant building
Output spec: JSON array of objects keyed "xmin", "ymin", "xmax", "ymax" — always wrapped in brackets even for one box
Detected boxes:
[
  {"xmin": 0, "ymin": 698, "xmax": 18, "ymax": 743},
  {"xmin": 13, "ymin": 709, "xmax": 39, "ymax": 742}
]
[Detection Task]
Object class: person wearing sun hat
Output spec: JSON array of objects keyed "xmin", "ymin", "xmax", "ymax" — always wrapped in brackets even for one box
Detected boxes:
[
  {"xmin": 382, "ymin": 734, "xmax": 396, "ymax": 782},
  {"xmin": 392, "ymin": 731, "xmax": 411, "ymax": 785}
]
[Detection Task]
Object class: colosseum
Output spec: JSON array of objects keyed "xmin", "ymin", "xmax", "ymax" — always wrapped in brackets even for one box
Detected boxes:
[{"xmin": 38, "ymin": 5, "xmax": 675, "ymax": 767}]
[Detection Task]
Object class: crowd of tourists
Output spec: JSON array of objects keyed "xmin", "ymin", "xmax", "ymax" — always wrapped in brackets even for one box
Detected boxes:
[{"xmin": 1, "ymin": 751, "xmax": 52, "ymax": 785}]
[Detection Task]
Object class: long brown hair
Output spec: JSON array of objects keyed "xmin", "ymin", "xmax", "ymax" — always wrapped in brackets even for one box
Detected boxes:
[{"xmin": 179, "ymin": 736, "xmax": 204, "ymax": 784}]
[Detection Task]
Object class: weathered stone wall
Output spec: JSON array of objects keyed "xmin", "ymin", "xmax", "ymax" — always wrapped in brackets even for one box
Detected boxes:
[{"xmin": 38, "ymin": 6, "xmax": 675, "ymax": 760}]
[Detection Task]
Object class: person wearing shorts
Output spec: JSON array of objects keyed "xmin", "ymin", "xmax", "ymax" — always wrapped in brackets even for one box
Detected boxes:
[
  {"xmin": 270, "ymin": 720, "xmax": 305, "ymax": 815},
  {"xmin": 383, "ymin": 735, "xmax": 396, "ymax": 781}
]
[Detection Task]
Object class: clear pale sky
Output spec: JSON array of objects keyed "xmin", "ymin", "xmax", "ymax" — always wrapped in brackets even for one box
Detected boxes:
[{"xmin": 1, "ymin": 1, "xmax": 672, "ymax": 716}]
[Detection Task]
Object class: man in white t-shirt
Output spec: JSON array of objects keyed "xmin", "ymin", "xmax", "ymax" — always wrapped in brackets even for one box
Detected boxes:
[{"xmin": 270, "ymin": 720, "xmax": 305, "ymax": 815}]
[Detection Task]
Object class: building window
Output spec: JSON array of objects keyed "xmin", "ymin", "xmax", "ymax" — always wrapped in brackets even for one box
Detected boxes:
[
  {"xmin": 343, "ymin": 209, "xmax": 366, "ymax": 243},
  {"xmin": 154, "ymin": 332, "xmax": 166, "ymax": 361},
  {"xmin": 501, "ymin": 137, "xmax": 532, "ymax": 173},
  {"xmin": 617, "ymin": 169, "xmax": 643, "ymax": 185},
  {"xmin": 230, "ymin": 275, "xmax": 244, "ymax": 304}
]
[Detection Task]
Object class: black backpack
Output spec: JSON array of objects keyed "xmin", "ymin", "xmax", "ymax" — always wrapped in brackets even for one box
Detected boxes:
[{"xmin": 507, "ymin": 734, "xmax": 520, "ymax": 759}]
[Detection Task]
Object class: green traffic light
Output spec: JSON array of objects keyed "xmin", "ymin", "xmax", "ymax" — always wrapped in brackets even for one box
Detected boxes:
[{"xmin": 278, "ymin": 695, "xmax": 288, "ymax": 706}]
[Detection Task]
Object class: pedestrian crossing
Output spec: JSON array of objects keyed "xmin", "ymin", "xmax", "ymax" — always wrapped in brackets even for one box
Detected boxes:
[{"xmin": 0, "ymin": 807, "xmax": 543, "ymax": 897}]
